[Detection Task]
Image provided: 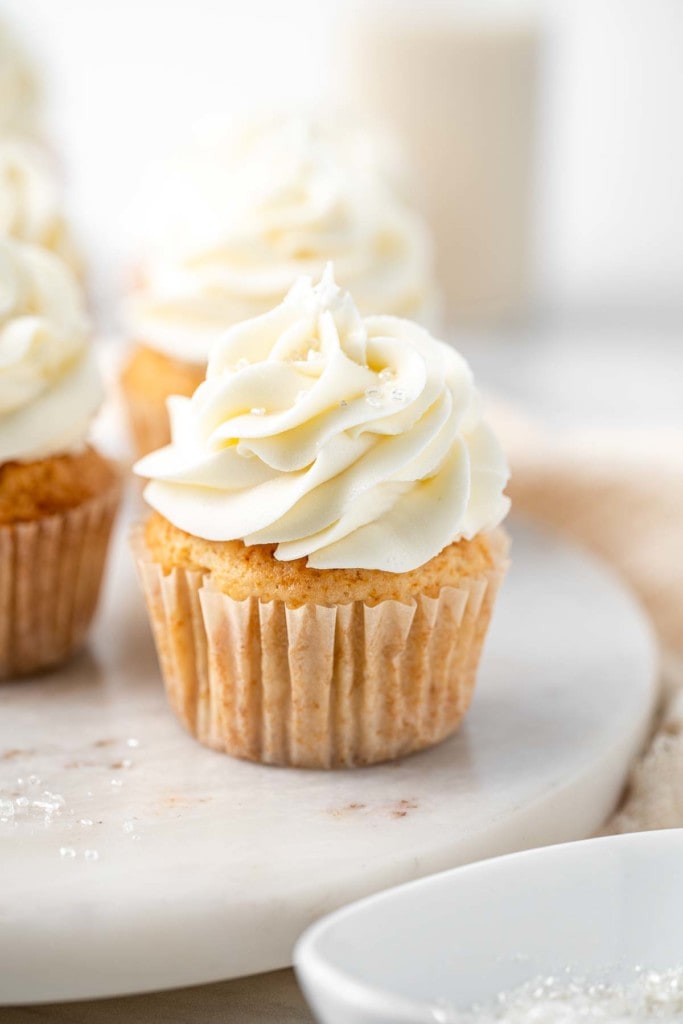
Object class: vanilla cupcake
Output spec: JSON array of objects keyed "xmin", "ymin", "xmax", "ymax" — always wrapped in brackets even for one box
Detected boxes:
[
  {"xmin": 133, "ymin": 268, "xmax": 509, "ymax": 768},
  {"xmin": 0, "ymin": 138, "xmax": 80, "ymax": 273},
  {"xmin": 0, "ymin": 240, "xmax": 120, "ymax": 679},
  {"xmin": 122, "ymin": 117, "xmax": 437, "ymax": 455}
]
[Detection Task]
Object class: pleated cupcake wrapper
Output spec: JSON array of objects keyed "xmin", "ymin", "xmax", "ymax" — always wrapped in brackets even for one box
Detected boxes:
[
  {"xmin": 133, "ymin": 528, "xmax": 509, "ymax": 769},
  {"xmin": 122, "ymin": 386, "xmax": 171, "ymax": 458},
  {"xmin": 0, "ymin": 481, "xmax": 121, "ymax": 680}
]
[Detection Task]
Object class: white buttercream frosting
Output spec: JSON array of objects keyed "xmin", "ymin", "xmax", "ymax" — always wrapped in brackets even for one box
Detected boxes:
[
  {"xmin": 128, "ymin": 117, "xmax": 437, "ymax": 365},
  {"xmin": 0, "ymin": 139, "xmax": 79, "ymax": 270},
  {"xmin": 0, "ymin": 22, "xmax": 40, "ymax": 136},
  {"xmin": 135, "ymin": 268, "xmax": 509, "ymax": 573},
  {"xmin": 0, "ymin": 239, "xmax": 102, "ymax": 463}
]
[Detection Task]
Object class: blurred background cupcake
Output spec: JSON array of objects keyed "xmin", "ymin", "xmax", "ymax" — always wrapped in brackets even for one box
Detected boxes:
[{"xmin": 121, "ymin": 114, "xmax": 438, "ymax": 455}]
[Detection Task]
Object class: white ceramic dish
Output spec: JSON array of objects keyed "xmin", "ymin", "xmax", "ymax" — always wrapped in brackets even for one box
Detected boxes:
[
  {"xmin": 0, "ymin": 507, "xmax": 656, "ymax": 1004},
  {"xmin": 295, "ymin": 829, "xmax": 683, "ymax": 1024}
]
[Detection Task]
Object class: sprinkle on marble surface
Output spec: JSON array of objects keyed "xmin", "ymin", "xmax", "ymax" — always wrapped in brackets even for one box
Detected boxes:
[
  {"xmin": 0, "ymin": 735, "xmax": 140, "ymax": 837},
  {"xmin": 0, "ymin": 736, "xmax": 154, "ymax": 861},
  {"xmin": 0, "ymin": 782, "xmax": 68, "ymax": 828}
]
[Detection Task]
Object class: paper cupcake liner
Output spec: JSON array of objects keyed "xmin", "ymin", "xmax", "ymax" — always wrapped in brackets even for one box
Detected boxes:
[
  {"xmin": 0, "ymin": 481, "xmax": 121, "ymax": 680},
  {"xmin": 122, "ymin": 386, "xmax": 171, "ymax": 458},
  {"xmin": 133, "ymin": 528, "xmax": 509, "ymax": 769}
]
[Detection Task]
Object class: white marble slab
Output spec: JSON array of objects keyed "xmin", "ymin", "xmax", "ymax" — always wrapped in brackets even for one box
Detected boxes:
[{"xmin": 0, "ymin": 508, "xmax": 657, "ymax": 1004}]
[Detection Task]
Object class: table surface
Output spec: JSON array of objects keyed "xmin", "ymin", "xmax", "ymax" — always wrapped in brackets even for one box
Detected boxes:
[{"xmin": 4, "ymin": 321, "xmax": 681, "ymax": 1023}]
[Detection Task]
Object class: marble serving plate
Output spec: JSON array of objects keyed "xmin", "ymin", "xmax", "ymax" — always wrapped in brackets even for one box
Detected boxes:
[{"xmin": 0, "ymin": 506, "xmax": 657, "ymax": 1004}]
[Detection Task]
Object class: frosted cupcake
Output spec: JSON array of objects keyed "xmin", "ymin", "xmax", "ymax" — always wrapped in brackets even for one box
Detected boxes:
[
  {"xmin": 122, "ymin": 117, "xmax": 437, "ymax": 455},
  {"xmin": 0, "ymin": 240, "xmax": 120, "ymax": 679},
  {"xmin": 133, "ymin": 267, "xmax": 509, "ymax": 768},
  {"xmin": 0, "ymin": 138, "xmax": 80, "ymax": 273}
]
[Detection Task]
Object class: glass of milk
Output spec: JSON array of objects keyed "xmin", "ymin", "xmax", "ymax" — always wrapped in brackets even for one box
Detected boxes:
[{"xmin": 337, "ymin": 0, "xmax": 541, "ymax": 327}]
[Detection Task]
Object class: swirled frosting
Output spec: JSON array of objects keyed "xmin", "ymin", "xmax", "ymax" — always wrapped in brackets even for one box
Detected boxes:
[
  {"xmin": 0, "ymin": 139, "xmax": 79, "ymax": 271},
  {"xmin": 135, "ymin": 268, "xmax": 509, "ymax": 573},
  {"xmin": 128, "ymin": 118, "xmax": 437, "ymax": 365},
  {"xmin": 0, "ymin": 239, "xmax": 102, "ymax": 463},
  {"xmin": 0, "ymin": 22, "xmax": 40, "ymax": 136}
]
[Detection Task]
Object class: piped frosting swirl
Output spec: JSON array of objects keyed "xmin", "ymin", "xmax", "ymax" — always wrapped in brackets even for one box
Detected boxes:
[
  {"xmin": 135, "ymin": 267, "xmax": 509, "ymax": 573},
  {"xmin": 0, "ymin": 239, "xmax": 101, "ymax": 463},
  {"xmin": 0, "ymin": 139, "xmax": 79, "ymax": 270}
]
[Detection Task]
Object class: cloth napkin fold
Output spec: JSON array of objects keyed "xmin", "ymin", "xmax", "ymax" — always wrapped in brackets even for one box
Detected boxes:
[{"xmin": 497, "ymin": 405, "xmax": 683, "ymax": 834}]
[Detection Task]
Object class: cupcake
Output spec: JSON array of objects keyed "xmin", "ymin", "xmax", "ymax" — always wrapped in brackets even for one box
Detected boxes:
[
  {"xmin": 0, "ymin": 239, "xmax": 120, "ymax": 679},
  {"xmin": 121, "ymin": 116, "xmax": 437, "ymax": 455},
  {"xmin": 133, "ymin": 267, "xmax": 509, "ymax": 768},
  {"xmin": 0, "ymin": 138, "xmax": 81, "ymax": 273}
]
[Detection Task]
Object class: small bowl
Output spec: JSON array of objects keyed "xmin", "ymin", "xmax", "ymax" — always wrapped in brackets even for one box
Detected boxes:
[{"xmin": 295, "ymin": 829, "xmax": 683, "ymax": 1024}]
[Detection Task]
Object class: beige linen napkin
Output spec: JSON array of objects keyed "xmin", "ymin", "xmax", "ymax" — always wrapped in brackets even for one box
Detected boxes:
[{"xmin": 497, "ymin": 405, "xmax": 683, "ymax": 833}]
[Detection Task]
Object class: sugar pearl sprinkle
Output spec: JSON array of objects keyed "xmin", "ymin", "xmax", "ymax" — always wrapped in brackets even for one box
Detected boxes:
[
  {"xmin": 454, "ymin": 966, "xmax": 683, "ymax": 1023},
  {"xmin": 363, "ymin": 370, "xmax": 408, "ymax": 410},
  {"xmin": 364, "ymin": 385, "xmax": 383, "ymax": 408}
]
